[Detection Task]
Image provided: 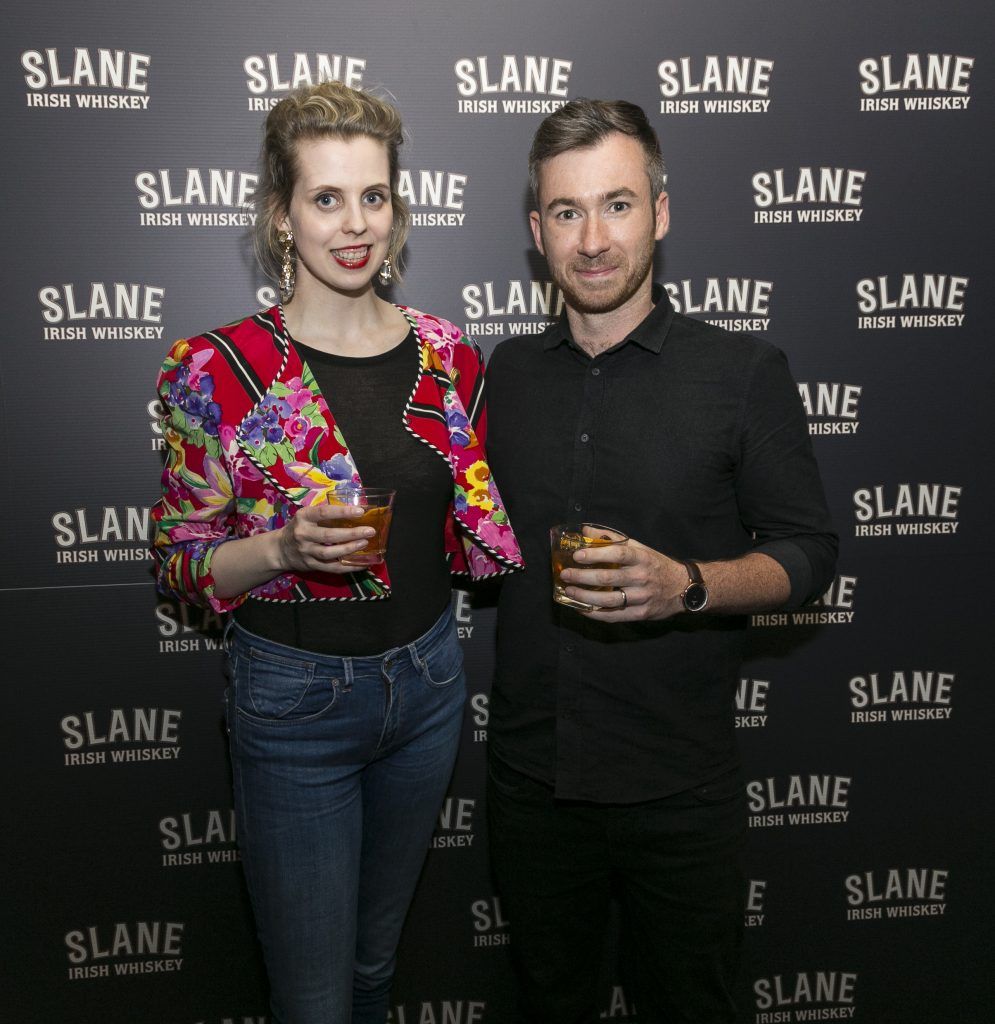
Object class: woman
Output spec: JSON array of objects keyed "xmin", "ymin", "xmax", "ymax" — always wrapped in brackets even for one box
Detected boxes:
[{"xmin": 151, "ymin": 81, "xmax": 522, "ymax": 1024}]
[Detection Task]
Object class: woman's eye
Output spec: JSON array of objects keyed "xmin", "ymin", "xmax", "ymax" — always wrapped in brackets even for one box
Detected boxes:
[
  {"xmin": 364, "ymin": 192, "xmax": 386, "ymax": 206},
  {"xmin": 316, "ymin": 193, "xmax": 337, "ymax": 208}
]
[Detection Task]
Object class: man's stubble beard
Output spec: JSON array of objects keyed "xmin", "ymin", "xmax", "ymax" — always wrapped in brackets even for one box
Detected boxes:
[{"xmin": 545, "ymin": 228, "xmax": 656, "ymax": 316}]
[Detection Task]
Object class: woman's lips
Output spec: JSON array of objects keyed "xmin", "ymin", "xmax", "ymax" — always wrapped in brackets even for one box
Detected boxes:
[{"xmin": 332, "ymin": 246, "xmax": 371, "ymax": 269}]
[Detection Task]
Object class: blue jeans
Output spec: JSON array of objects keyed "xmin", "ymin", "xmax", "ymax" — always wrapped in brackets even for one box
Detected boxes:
[{"xmin": 225, "ymin": 606, "xmax": 466, "ymax": 1024}]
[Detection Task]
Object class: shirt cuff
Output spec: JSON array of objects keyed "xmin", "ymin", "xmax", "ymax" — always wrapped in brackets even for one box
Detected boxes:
[{"xmin": 751, "ymin": 538, "xmax": 814, "ymax": 609}]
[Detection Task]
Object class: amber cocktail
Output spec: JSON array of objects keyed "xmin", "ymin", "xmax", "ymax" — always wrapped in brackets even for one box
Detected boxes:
[
  {"xmin": 327, "ymin": 488, "xmax": 396, "ymax": 567},
  {"xmin": 550, "ymin": 523, "xmax": 628, "ymax": 612}
]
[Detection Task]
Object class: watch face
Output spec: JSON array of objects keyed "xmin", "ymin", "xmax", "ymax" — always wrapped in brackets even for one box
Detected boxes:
[{"xmin": 684, "ymin": 582, "xmax": 708, "ymax": 612}]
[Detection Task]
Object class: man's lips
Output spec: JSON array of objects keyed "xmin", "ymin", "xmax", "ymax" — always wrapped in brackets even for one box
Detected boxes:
[
  {"xmin": 332, "ymin": 245, "xmax": 371, "ymax": 269},
  {"xmin": 574, "ymin": 263, "xmax": 619, "ymax": 278}
]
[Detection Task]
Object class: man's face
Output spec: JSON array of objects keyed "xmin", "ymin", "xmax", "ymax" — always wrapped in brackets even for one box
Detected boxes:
[{"xmin": 530, "ymin": 133, "xmax": 669, "ymax": 315}]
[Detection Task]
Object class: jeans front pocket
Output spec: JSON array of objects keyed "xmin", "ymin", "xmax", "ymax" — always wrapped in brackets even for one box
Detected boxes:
[
  {"xmin": 415, "ymin": 626, "xmax": 465, "ymax": 689},
  {"xmin": 240, "ymin": 646, "xmax": 338, "ymax": 723}
]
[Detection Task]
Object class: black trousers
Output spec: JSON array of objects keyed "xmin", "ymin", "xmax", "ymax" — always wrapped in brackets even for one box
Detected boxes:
[{"xmin": 487, "ymin": 754, "xmax": 746, "ymax": 1024}]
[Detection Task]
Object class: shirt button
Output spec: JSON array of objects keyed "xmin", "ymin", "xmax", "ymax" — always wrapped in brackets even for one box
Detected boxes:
[
  {"xmin": 573, "ymin": 503, "xmax": 582, "ymax": 512},
  {"xmin": 580, "ymin": 433, "xmax": 590, "ymax": 443},
  {"xmin": 564, "ymin": 644, "xmax": 575, "ymax": 653},
  {"xmin": 591, "ymin": 367, "xmax": 601, "ymax": 376}
]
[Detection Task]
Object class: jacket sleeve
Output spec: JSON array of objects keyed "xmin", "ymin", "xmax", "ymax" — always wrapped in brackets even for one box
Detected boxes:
[
  {"xmin": 151, "ymin": 337, "xmax": 247, "ymax": 613},
  {"xmin": 450, "ymin": 331, "xmax": 524, "ymax": 577}
]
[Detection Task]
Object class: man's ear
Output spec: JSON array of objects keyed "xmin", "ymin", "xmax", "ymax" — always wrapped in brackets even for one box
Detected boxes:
[
  {"xmin": 529, "ymin": 210, "xmax": 545, "ymax": 255},
  {"xmin": 654, "ymin": 192, "xmax": 670, "ymax": 241}
]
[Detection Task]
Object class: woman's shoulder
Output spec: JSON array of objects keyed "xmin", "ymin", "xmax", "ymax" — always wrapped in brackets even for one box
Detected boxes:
[
  {"xmin": 399, "ymin": 305, "xmax": 474, "ymax": 348},
  {"xmin": 399, "ymin": 305, "xmax": 483, "ymax": 375},
  {"xmin": 191, "ymin": 306, "xmax": 282, "ymax": 349},
  {"xmin": 162, "ymin": 307, "xmax": 282, "ymax": 365}
]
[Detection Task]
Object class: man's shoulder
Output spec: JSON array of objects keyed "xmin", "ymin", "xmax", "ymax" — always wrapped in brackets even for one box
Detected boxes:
[
  {"xmin": 488, "ymin": 327, "xmax": 554, "ymax": 373},
  {"xmin": 666, "ymin": 310, "xmax": 783, "ymax": 371}
]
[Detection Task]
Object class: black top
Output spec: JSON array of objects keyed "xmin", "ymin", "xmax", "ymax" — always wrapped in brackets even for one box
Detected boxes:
[
  {"xmin": 485, "ymin": 288, "xmax": 838, "ymax": 803},
  {"xmin": 235, "ymin": 329, "xmax": 453, "ymax": 655}
]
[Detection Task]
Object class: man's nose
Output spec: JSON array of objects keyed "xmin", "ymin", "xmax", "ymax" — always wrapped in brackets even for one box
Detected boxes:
[{"xmin": 578, "ymin": 216, "xmax": 609, "ymax": 258}]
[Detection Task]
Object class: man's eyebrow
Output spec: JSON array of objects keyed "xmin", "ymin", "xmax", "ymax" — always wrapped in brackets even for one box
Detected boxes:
[{"xmin": 545, "ymin": 187, "xmax": 639, "ymax": 210}]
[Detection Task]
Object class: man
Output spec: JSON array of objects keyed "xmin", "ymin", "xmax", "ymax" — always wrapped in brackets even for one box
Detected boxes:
[{"xmin": 484, "ymin": 99, "xmax": 837, "ymax": 1024}]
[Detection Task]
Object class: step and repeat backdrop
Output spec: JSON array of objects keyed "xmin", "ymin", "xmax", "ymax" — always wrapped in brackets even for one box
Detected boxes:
[{"xmin": 3, "ymin": 2, "xmax": 992, "ymax": 1022}]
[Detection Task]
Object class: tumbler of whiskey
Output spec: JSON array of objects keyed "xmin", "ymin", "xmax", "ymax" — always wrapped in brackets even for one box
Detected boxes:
[
  {"xmin": 327, "ymin": 487, "xmax": 396, "ymax": 566},
  {"xmin": 550, "ymin": 523, "xmax": 628, "ymax": 611}
]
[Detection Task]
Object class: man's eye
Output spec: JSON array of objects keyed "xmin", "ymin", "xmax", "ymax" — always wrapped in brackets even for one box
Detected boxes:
[
  {"xmin": 556, "ymin": 210, "xmax": 577, "ymax": 221},
  {"xmin": 609, "ymin": 202, "xmax": 629, "ymax": 213}
]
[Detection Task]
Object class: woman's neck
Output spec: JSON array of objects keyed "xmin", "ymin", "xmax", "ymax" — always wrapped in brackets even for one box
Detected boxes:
[{"xmin": 283, "ymin": 280, "xmax": 408, "ymax": 356}]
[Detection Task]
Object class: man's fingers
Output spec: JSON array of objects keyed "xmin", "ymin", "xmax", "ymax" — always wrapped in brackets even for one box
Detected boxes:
[
  {"xmin": 573, "ymin": 540, "xmax": 637, "ymax": 566},
  {"xmin": 563, "ymin": 585, "xmax": 637, "ymax": 610},
  {"xmin": 560, "ymin": 567, "xmax": 624, "ymax": 588}
]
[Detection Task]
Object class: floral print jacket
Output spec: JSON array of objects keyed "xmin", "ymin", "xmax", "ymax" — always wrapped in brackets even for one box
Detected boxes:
[{"xmin": 152, "ymin": 305, "xmax": 523, "ymax": 612}]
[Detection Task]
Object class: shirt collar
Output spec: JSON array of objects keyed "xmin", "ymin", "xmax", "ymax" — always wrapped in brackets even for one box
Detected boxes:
[{"xmin": 543, "ymin": 284, "xmax": 674, "ymax": 354}]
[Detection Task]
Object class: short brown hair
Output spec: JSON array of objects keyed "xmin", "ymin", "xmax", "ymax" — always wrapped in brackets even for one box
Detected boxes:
[
  {"xmin": 528, "ymin": 98, "xmax": 667, "ymax": 205},
  {"xmin": 253, "ymin": 81, "xmax": 410, "ymax": 282}
]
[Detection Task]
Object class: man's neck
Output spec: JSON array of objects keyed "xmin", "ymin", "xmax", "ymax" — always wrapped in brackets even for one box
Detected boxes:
[{"xmin": 565, "ymin": 277, "xmax": 655, "ymax": 357}]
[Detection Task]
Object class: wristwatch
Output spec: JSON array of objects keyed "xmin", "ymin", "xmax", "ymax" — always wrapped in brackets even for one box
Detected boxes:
[{"xmin": 680, "ymin": 560, "xmax": 709, "ymax": 612}]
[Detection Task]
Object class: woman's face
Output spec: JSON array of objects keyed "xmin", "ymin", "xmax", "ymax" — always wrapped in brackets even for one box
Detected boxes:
[{"xmin": 279, "ymin": 134, "xmax": 393, "ymax": 298}]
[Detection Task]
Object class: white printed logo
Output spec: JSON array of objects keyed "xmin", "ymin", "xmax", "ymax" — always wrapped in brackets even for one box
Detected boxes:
[
  {"xmin": 399, "ymin": 169, "xmax": 468, "ymax": 228},
  {"xmin": 52, "ymin": 506, "xmax": 151, "ymax": 567},
  {"xmin": 753, "ymin": 972, "xmax": 857, "ymax": 1022},
  {"xmin": 461, "ymin": 280, "xmax": 563, "ymax": 338},
  {"xmin": 135, "ymin": 169, "xmax": 257, "ymax": 227},
  {"xmin": 22, "ymin": 48, "xmax": 151, "ymax": 109},
  {"xmin": 39, "ymin": 283, "xmax": 165, "ymax": 342},
  {"xmin": 659, "ymin": 56, "xmax": 773, "ymax": 114},
  {"xmin": 798, "ymin": 382, "xmax": 862, "ymax": 436},
  {"xmin": 849, "ymin": 670, "xmax": 954, "ymax": 723},
  {"xmin": 155, "ymin": 599, "xmax": 225, "ymax": 655},
  {"xmin": 61, "ymin": 707, "xmax": 182, "ymax": 768},
  {"xmin": 745, "ymin": 879, "xmax": 767, "ymax": 928},
  {"xmin": 243, "ymin": 52, "xmax": 366, "ymax": 111},
  {"xmin": 430, "ymin": 797, "xmax": 475, "ymax": 850},
  {"xmin": 455, "ymin": 55, "xmax": 572, "ymax": 114},
  {"xmin": 856, "ymin": 274, "xmax": 968, "ymax": 329},
  {"xmin": 752, "ymin": 168, "xmax": 866, "ymax": 224},
  {"xmin": 663, "ymin": 278, "xmax": 772, "ymax": 332},
  {"xmin": 853, "ymin": 484, "xmax": 961, "ymax": 537},
  {"xmin": 845, "ymin": 868, "xmax": 948, "ymax": 920},
  {"xmin": 388, "ymin": 1002, "xmax": 485, "ymax": 1024},
  {"xmin": 470, "ymin": 896, "xmax": 510, "ymax": 948},
  {"xmin": 736, "ymin": 678, "xmax": 770, "ymax": 729},
  {"xmin": 160, "ymin": 809, "xmax": 239, "ymax": 867},
  {"xmin": 65, "ymin": 921, "xmax": 184, "ymax": 980},
  {"xmin": 752, "ymin": 574, "xmax": 857, "ymax": 627},
  {"xmin": 859, "ymin": 54, "xmax": 973, "ymax": 111},
  {"xmin": 747, "ymin": 775, "xmax": 851, "ymax": 828}
]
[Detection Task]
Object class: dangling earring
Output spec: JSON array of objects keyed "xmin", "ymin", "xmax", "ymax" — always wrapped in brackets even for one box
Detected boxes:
[
  {"xmin": 278, "ymin": 230, "xmax": 295, "ymax": 299},
  {"xmin": 378, "ymin": 255, "xmax": 393, "ymax": 286}
]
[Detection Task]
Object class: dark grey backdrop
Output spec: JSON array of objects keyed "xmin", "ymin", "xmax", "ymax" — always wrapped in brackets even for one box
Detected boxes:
[{"xmin": 3, "ymin": 2, "xmax": 993, "ymax": 1022}]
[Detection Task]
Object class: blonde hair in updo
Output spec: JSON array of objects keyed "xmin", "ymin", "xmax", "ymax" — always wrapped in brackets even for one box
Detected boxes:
[{"xmin": 253, "ymin": 81, "xmax": 410, "ymax": 283}]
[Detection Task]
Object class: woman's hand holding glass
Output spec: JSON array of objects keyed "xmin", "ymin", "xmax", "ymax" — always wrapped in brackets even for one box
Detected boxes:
[{"xmin": 275, "ymin": 504, "xmax": 375, "ymax": 574}]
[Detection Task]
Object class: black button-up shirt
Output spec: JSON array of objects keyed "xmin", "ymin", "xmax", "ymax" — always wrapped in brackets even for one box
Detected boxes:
[{"xmin": 485, "ymin": 289, "xmax": 837, "ymax": 803}]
